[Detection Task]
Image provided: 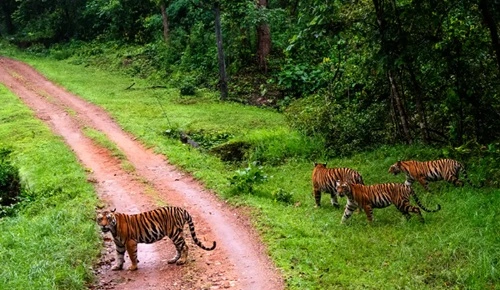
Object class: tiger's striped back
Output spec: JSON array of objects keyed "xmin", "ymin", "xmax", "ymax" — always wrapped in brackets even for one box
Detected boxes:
[
  {"xmin": 388, "ymin": 158, "xmax": 474, "ymax": 191},
  {"xmin": 336, "ymin": 182, "xmax": 441, "ymax": 223},
  {"xmin": 97, "ymin": 206, "xmax": 216, "ymax": 271},
  {"xmin": 312, "ymin": 163, "xmax": 364, "ymax": 207},
  {"xmin": 115, "ymin": 207, "xmax": 214, "ymax": 250}
]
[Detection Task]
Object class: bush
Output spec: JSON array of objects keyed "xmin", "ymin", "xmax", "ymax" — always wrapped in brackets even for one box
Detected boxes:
[
  {"xmin": 272, "ymin": 188, "xmax": 294, "ymax": 204},
  {"xmin": 179, "ymin": 80, "xmax": 197, "ymax": 96},
  {"xmin": 0, "ymin": 148, "xmax": 22, "ymax": 216},
  {"xmin": 228, "ymin": 162, "xmax": 268, "ymax": 195},
  {"xmin": 285, "ymin": 93, "xmax": 389, "ymax": 156}
]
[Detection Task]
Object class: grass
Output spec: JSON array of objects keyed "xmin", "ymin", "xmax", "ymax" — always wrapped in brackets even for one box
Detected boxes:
[
  {"xmin": 82, "ymin": 127, "xmax": 134, "ymax": 172},
  {"xmin": 1, "ymin": 47, "xmax": 499, "ymax": 289},
  {"xmin": 0, "ymin": 84, "xmax": 100, "ymax": 289}
]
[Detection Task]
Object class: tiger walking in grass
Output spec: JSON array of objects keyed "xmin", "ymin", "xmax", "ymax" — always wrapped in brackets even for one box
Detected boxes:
[
  {"xmin": 388, "ymin": 158, "xmax": 478, "ymax": 191},
  {"xmin": 336, "ymin": 182, "xmax": 441, "ymax": 223},
  {"xmin": 311, "ymin": 163, "xmax": 364, "ymax": 208}
]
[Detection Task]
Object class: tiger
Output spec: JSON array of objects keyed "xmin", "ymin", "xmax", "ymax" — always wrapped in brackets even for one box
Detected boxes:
[
  {"xmin": 312, "ymin": 162, "xmax": 364, "ymax": 208},
  {"xmin": 388, "ymin": 159, "xmax": 476, "ymax": 191},
  {"xmin": 96, "ymin": 206, "xmax": 216, "ymax": 271},
  {"xmin": 336, "ymin": 182, "xmax": 441, "ymax": 223}
]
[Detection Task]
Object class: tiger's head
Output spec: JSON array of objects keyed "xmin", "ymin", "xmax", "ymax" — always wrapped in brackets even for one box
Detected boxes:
[
  {"xmin": 96, "ymin": 209, "xmax": 117, "ymax": 233},
  {"xmin": 388, "ymin": 161, "xmax": 402, "ymax": 175},
  {"xmin": 336, "ymin": 181, "xmax": 351, "ymax": 197},
  {"xmin": 314, "ymin": 162, "xmax": 327, "ymax": 169}
]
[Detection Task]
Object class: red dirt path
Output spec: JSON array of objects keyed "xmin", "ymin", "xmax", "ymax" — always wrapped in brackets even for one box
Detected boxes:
[{"xmin": 0, "ymin": 57, "xmax": 285, "ymax": 290}]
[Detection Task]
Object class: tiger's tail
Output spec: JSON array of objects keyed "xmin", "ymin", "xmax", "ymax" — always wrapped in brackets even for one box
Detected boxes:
[
  {"xmin": 357, "ymin": 174, "xmax": 365, "ymax": 185},
  {"xmin": 411, "ymin": 188, "xmax": 441, "ymax": 213},
  {"xmin": 183, "ymin": 210, "xmax": 217, "ymax": 251}
]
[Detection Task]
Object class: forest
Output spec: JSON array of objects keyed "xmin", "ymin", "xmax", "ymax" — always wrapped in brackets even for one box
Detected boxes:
[{"xmin": 1, "ymin": 0, "xmax": 499, "ymax": 155}]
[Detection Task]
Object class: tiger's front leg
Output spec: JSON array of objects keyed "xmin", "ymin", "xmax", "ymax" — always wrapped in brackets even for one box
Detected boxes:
[
  {"xmin": 404, "ymin": 175, "xmax": 414, "ymax": 187},
  {"xmin": 125, "ymin": 239, "xmax": 139, "ymax": 271},
  {"xmin": 112, "ymin": 241, "xmax": 126, "ymax": 271},
  {"xmin": 341, "ymin": 199, "xmax": 357, "ymax": 223}
]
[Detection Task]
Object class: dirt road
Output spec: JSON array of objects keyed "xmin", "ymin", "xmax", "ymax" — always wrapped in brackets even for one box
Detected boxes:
[{"xmin": 0, "ymin": 57, "xmax": 285, "ymax": 290}]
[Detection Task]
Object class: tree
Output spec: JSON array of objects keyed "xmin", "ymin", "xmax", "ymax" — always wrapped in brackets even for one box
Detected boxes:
[
  {"xmin": 151, "ymin": 0, "xmax": 171, "ymax": 42},
  {"xmin": 256, "ymin": 0, "xmax": 271, "ymax": 72},
  {"xmin": 214, "ymin": 1, "xmax": 228, "ymax": 100},
  {"xmin": 479, "ymin": 0, "xmax": 500, "ymax": 72}
]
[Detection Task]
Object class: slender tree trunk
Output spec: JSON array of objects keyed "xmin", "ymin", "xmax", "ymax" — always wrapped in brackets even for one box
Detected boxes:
[
  {"xmin": 160, "ymin": 3, "xmax": 169, "ymax": 42},
  {"xmin": 388, "ymin": 70, "xmax": 412, "ymax": 144},
  {"xmin": 214, "ymin": 2, "xmax": 228, "ymax": 100},
  {"xmin": 479, "ymin": 0, "xmax": 500, "ymax": 72},
  {"xmin": 373, "ymin": 0, "xmax": 412, "ymax": 144},
  {"xmin": 256, "ymin": 0, "xmax": 271, "ymax": 73},
  {"xmin": 406, "ymin": 63, "xmax": 430, "ymax": 144}
]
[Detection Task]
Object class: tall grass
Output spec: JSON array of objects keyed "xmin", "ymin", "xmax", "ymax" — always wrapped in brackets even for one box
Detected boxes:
[
  {"xmin": 4, "ymin": 50, "xmax": 499, "ymax": 289},
  {"xmin": 0, "ymin": 85, "xmax": 100, "ymax": 289}
]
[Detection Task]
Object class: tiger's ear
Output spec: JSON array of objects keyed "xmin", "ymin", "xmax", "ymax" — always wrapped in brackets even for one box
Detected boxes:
[
  {"xmin": 314, "ymin": 162, "xmax": 318, "ymax": 166},
  {"xmin": 111, "ymin": 208, "xmax": 116, "ymax": 213}
]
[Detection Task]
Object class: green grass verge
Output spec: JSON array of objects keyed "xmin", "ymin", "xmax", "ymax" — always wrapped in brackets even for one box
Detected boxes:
[
  {"xmin": 0, "ymin": 84, "xmax": 100, "ymax": 289},
  {"xmin": 2, "ymin": 49, "xmax": 499, "ymax": 289}
]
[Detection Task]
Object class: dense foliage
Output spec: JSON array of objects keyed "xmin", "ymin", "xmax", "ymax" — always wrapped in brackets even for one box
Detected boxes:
[
  {"xmin": 0, "ymin": 148, "xmax": 21, "ymax": 216},
  {"xmin": 1, "ymin": 0, "xmax": 499, "ymax": 154}
]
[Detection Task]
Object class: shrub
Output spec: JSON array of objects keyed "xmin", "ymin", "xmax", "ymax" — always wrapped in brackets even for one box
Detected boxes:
[
  {"xmin": 179, "ymin": 77, "xmax": 198, "ymax": 96},
  {"xmin": 272, "ymin": 188, "xmax": 294, "ymax": 204},
  {"xmin": 228, "ymin": 162, "xmax": 268, "ymax": 195},
  {"xmin": 0, "ymin": 148, "xmax": 22, "ymax": 217},
  {"xmin": 285, "ymin": 93, "xmax": 389, "ymax": 156}
]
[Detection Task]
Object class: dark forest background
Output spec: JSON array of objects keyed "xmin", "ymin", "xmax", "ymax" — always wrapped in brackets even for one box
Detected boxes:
[{"xmin": 1, "ymin": 0, "xmax": 499, "ymax": 156}]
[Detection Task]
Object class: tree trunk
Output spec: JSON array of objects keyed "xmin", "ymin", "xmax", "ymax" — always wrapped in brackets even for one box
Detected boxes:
[
  {"xmin": 406, "ymin": 62, "xmax": 429, "ymax": 144},
  {"xmin": 479, "ymin": 0, "xmax": 500, "ymax": 72},
  {"xmin": 160, "ymin": 3, "xmax": 169, "ymax": 42},
  {"xmin": 214, "ymin": 2, "xmax": 228, "ymax": 100},
  {"xmin": 256, "ymin": 0, "xmax": 271, "ymax": 73},
  {"xmin": 373, "ymin": 0, "xmax": 411, "ymax": 144},
  {"xmin": 388, "ymin": 70, "xmax": 412, "ymax": 144}
]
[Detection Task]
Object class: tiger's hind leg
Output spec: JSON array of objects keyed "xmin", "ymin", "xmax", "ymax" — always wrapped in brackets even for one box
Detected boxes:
[
  {"xmin": 330, "ymin": 192, "xmax": 340, "ymax": 208},
  {"xmin": 313, "ymin": 189, "xmax": 322, "ymax": 207},
  {"xmin": 447, "ymin": 174, "xmax": 463, "ymax": 187},
  {"xmin": 168, "ymin": 231, "xmax": 188, "ymax": 265},
  {"xmin": 168, "ymin": 242, "xmax": 188, "ymax": 265},
  {"xmin": 176, "ymin": 244, "xmax": 189, "ymax": 265},
  {"xmin": 398, "ymin": 203, "xmax": 424, "ymax": 223},
  {"xmin": 416, "ymin": 178, "xmax": 430, "ymax": 191}
]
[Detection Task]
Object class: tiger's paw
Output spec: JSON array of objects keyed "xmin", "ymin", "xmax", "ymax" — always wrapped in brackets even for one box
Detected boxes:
[
  {"xmin": 175, "ymin": 259, "xmax": 187, "ymax": 265},
  {"xmin": 128, "ymin": 265, "xmax": 138, "ymax": 271},
  {"xmin": 111, "ymin": 264, "xmax": 123, "ymax": 271},
  {"xmin": 167, "ymin": 258, "xmax": 178, "ymax": 264}
]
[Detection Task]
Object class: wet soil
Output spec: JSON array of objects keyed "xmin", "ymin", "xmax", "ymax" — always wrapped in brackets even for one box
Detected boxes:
[{"xmin": 0, "ymin": 57, "xmax": 285, "ymax": 290}]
